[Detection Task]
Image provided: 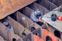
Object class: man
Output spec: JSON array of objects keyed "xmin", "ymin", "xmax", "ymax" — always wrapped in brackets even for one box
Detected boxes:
[{"xmin": 30, "ymin": 10, "xmax": 44, "ymax": 26}]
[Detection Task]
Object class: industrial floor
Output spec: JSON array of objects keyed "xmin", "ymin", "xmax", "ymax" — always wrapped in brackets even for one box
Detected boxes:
[{"xmin": 0, "ymin": 0, "xmax": 62, "ymax": 41}]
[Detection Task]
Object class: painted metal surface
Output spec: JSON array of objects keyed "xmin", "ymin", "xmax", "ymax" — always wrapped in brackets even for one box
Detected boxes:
[{"xmin": 42, "ymin": 6, "xmax": 62, "ymax": 32}]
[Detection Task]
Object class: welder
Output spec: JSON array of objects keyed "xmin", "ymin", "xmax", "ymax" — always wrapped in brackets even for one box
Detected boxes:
[{"xmin": 30, "ymin": 10, "xmax": 44, "ymax": 26}]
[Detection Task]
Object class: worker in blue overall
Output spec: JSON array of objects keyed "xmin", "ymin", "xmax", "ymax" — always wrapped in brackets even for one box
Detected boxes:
[{"xmin": 30, "ymin": 10, "xmax": 44, "ymax": 26}]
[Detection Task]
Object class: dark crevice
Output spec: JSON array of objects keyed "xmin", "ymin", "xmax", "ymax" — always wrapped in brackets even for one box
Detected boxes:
[
  {"xmin": 22, "ymin": 32, "xmax": 26, "ymax": 36},
  {"xmin": 36, "ymin": 0, "xmax": 42, "ymax": 3},
  {"xmin": 33, "ymin": 29, "xmax": 41, "ymax": 37},
  {"xmin": 10, "ymin": 12, "xmax": 17, "ymax": 20},
  {"xmin": 31, "ymin": 27, "xmax": 36, "ymax": 32},
  {"xmin": 0, "ymin": 17, "xmax": 8, "ymax": 22},
  {"xmin": 36, "ymin": 21, "xmax": 43, "ymax": 26},
  {"xmin": 54, "ymin": 30, "xmax": 61, "ymax": 38},
  {"xmin": 46, "ymin": 36, "xmax": 52, "ymax": 41},
  {"xmin": 12, "ymin": 38, "xmax": 16, "ymax": 41}
]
